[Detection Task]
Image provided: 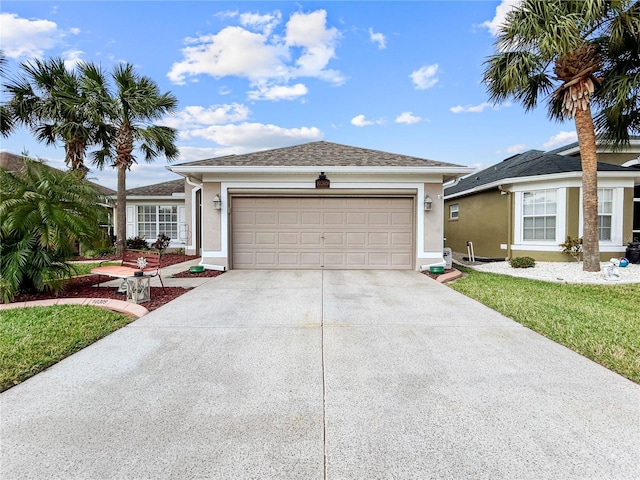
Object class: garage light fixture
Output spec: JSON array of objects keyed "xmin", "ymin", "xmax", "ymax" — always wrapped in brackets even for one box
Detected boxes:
[
  {"xmin": 213, "ymin": 194, "xmax": 222, "ymax": 210},
  {"xmin": 424, "ymin": 195, "xmax": 433, "ymax": 211}
]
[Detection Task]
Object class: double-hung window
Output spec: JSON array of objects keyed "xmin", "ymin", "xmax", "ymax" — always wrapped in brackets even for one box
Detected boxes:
[
  {"xmin": 137, "ymin": 205, "xmax": 178, "ymax": 240},
  {"xmin": 449, "ymin": 204, "xmax": 459, "ymax": 220},
  {"xmin": 597, "ymin": 188, "xmax": 613, "ymax": 241},
  {"xmin": 522, "ymin": 190, "xmax": 557, "ymax": 241}
]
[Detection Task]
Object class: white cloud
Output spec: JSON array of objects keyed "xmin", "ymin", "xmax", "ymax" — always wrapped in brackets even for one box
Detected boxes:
[
  {"xmin": 0, "ymin": 12, "xmax": 61, "ymax": 58},
  {"xmin": 351, "ymin": 114, "xmax": 373, "ymax": 127},
  {"xmin": 410, "ymin": 64, "xmax": 439, "ymax": 90},
  {"xmin": 186, "ymin": 123, "xmax": 323, "ymax": 150},
  {"xmin": 450, "ymin": 102, "xmax": 495, "ymax": 114},
  {"xmin": 239, "ymin": 11, "xmax": 282, "ymax": 35},
  {"xmin": 369, "ymin": 28, "xmax": 386, "ymax": 50},
  {"xmin": 69, "ymin": 27, "xmax": 81, "ymax": 35},
  {"xmin": 177, "ymin": 146, "xmax": 235, "ymax": 161},
  {"xmin": 161, "ymin": 103, "xmax": 251, "ymax": 130},
  {"xmin": 62, "ymin": 49, "xmax": 84, "ymax": 70},
  {"xmin": 481, "ymin": 0, "xmax": 522, "ymax": 36},
  {"xmin": 247, "ymin": 82, "xmax": 308, "ymax": 101},
  {"xmin": 285, "ymin": 10, "xmax": 343, "ymax": 84},
  {"xmin": 167, "ymin": 26, "xmax": 289, "ymax": 85},
  {"xmin": 543, "ymin": 131, "xmax": 577, "ymax": 149},
  {"xmin": 168, "ymin": 9, "xmax": 344, "ymax": 90},
  {"xmin": 496, "ymin": 144, "xmax": 527, "ymax": 155},
  {"xmin": 395, "ymin": 112, "xmax": 421, "ymax": 124}
]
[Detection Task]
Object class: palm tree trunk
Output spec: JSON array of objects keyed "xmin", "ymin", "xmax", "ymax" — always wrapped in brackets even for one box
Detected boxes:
[
  {"xmin": 574, "ymin": 105, "xmax": 600, "ymax": 272},
  {"xmin": 116, "ymin": 165, "xmax": 127, "ymax": 255}
]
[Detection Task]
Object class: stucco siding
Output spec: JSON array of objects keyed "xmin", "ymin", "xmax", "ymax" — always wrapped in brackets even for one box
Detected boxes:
[
  {"xmin": 623, "ymin": 187, "xmax": 634, "ymax": 244},
  {"xmin": 566, "ymin": 187, "xmax": 581, "ymax": 239},
  {"xmin": 444, "ymin": 189, "xmax": 508, "ymax": 258}
]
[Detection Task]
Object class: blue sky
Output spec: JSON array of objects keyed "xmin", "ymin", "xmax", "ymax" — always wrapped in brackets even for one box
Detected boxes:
[{"xmin": 1, "ymin": 1, "xmax": 579, "ymax": 190}]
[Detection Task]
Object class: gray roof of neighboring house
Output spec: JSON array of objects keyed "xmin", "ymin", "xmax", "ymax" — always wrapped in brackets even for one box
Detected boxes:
[
  {"xmin": 546, "ymin": 135, "xmax": 640, "ymax": 155},
  {"xmin": 173, "ymin": 141, "xmax": 462, "ymax": 168},
  {"xmin": 126, "ymin": 178, "xmax": 184, "ymax": 196},
  {"xmin": 0, "ymin": 152, "xmax": 116, "ymax": 196},
  {"xmin": 445, "ymin": 149, "xmax": 636, "ymax": 197}
]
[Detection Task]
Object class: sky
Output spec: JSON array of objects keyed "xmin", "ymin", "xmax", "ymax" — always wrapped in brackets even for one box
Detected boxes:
[{"xmin": 0, "ymin": 0, "xmax": 580, "ymax": 190}]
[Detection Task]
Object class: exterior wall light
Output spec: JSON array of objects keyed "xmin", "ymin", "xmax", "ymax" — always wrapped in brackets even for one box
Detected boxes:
[
  {"xmin": 424, "ymin": 195, "xmax": 433, "ymax": 211},
  {"xmin": 213, "ymin": 193, "xmax": 222, "ymax": 210}
]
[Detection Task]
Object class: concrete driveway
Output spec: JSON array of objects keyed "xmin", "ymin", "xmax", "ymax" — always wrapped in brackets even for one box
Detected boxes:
[{"xmin": 1, "ymin": 270, "xmax": 638, "ymax": 479}]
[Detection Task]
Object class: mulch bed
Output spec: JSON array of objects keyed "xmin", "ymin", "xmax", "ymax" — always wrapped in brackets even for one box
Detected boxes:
[
  {"xmin": 172, "ymin": 269, "xmax": 223, "ymax": 278},
  {"xmin": 11, "ymin": 254, "xmax": 210, "ymax": 312},
  {"xmin": 12, "ymin": 275, "xmax": 190, "ymax": 312},
  {"xmin": 423, "ymin": 269, "xmax": 455, "ymax": 280}
]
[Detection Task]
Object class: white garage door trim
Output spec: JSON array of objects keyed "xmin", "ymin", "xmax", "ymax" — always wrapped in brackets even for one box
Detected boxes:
[{"xmin": 231, "ymin": 196, "xmax": 414, "ymax": 269}]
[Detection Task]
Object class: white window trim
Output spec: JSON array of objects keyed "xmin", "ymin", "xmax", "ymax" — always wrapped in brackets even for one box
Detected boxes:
[
  {"xmin": 132, "ymin": 204, "xmax": 186, "ymax": 246},
  {"xmin": 514, "ymin": 188, "xmax": 566, "ymax": 249},
  {"xmin": 449, "ymin": 204, "xmax": 459, "ymax": 220},
  {"xmin": 578, "ymin": 187, "xmax": 624, "ymax": 246}
]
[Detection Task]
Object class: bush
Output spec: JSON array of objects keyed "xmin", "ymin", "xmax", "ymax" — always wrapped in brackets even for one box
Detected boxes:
[
  {"xmin": 0, "ymin": 159, "xmax": 106, "ymax": 302},
  {"xmin": 559, "ymin": 236, "xmax": 583, "ymax": 262},
  {"xmin": 126, "ymin": 236, "xmax": 149, "ymax": 250},
  {"xmin": 151, "ymin": 234, "xmax": 171, "ymax": 254},
  {"xmin": 510, "ymin": 256, "xmax": 536, "ymax": 268}
]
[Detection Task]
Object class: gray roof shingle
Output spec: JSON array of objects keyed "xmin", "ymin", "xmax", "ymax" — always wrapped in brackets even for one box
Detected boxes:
[
  {"xmin": 126, "ymin": 178, "xmax": 184, "ymax": 196},
  {"xmin": 173, "ymin": 141, "xmax": 462, "ymax": 168},
  {"xmin": 445, "ymin": 149, "xmax": 635, "ymax": 197}
]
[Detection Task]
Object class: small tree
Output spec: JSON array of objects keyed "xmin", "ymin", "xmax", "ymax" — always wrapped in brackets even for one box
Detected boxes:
[
  {"xmin": 560, "ymin": 236, "xmax": 583, "ymax": 262},
  {"xmin": 152, "ymin": 234, "xmax": 171, "ymax": 255},
  {"xmin": 0, "ymin": 157, "xmax": 107, "ymax": 302}
]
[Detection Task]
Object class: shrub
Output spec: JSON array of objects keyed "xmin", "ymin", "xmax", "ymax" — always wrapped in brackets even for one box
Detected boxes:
[
  {"xmin": 510, "ymin": 256, "xmax": 536, "ymax": 268},
  {"xmin": 126, "ymin": 236, "xmax": 149, "ymax": 250},
  {"xmin": 151, "ymin": 234, "xmax": 171, "ymax": 254},
  {"xmin": 559, "ymin": 236, "xmax": 583, "ymax": 262},
  {"xmin": 0, "ymin": 158, "xmax": 106, "ymax": 302}
]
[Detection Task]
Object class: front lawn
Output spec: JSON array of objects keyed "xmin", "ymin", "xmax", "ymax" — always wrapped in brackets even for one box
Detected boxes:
[
  {"xmin": 450, "ymin": 268, "xmax": 640, "ymax": 383},
  {"xmin": 0, "ymin": 305, "xmax": 133, "ymax": 391}
]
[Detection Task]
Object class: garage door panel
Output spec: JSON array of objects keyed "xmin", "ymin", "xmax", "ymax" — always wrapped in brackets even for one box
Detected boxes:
[{"xmin": 232, "ymin": 197, "xmax": 413, "ymax": 269}]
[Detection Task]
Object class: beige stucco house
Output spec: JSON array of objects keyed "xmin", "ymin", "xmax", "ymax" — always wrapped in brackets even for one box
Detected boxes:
[
  {"xmin": 444, "ymin": 139, "xmax": 640, "ymax": 262},
  {"xmin": 167, "ymin": 141, "xmax": 471, "ymax": 271}
]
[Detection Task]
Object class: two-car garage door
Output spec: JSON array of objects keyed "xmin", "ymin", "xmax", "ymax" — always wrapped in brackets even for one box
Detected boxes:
[{"xmin": 232, "ymin": 197, "xmax": 414, "ymax": 269}]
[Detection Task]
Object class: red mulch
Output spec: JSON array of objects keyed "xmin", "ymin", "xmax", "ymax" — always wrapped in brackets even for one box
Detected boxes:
[
  {"xmin": 11, "ymin": 254, "xmax": 208, "ymax": 312},
  {"xmin": 12, "ymin": 275, "xmax": 190, "ymax": 312},
  {"xmin": 172, "ymin": 269, "xmax": 224, "ymax": 278}
]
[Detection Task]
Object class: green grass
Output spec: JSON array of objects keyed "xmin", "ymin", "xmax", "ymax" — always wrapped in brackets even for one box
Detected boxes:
[
  {"xmin": 0, "ymin": 305, "xmax": 133, "ymax": 391},
  {"xmin": 69, "ymin": 261, "xmax": 119, "ymax": 276},
  {"xmin": 450, "ymin": 267, "xmax": 640, "ymax": 383}
]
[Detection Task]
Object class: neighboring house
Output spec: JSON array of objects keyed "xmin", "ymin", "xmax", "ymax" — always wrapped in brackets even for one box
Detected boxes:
[
  {"xmin": 168, "ymin": 141, "xmax": 471, "ymax": 271},
  {"xmin": 122, "ymin": 178, "xmax": 187, "ymax": 249},
  {"xmin": 444, "ymin": 139, "xmax": 640, "ymax": 261}
]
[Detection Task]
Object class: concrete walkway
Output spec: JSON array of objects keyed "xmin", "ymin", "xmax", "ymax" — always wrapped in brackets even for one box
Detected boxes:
[{"xmin": 1, "ymin": 270, "xmax": 638, "ymax": 479}]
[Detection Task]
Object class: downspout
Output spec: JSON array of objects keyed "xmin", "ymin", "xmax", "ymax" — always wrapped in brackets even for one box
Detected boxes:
[{"xmin": 498, "ymin": 185, "xmax": 512, "ymax": 260}]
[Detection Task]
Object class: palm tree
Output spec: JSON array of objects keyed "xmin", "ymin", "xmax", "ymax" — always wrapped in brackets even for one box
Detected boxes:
[
  {"xmin": 0, "ymin": 157, "xmax": 107, "ymax": 302},
  {"xmin": 0, "ymin": 51, "xmax": 15, "ymax": 137},
  {"xmin": 483, "ymin": 0, "xmax": 638, "ymax": 272},
  {"xmin": 79, "ymin": 62, "xmax": 178, "ymax": 255},
  {"xmin": 4, "ymin": 57, "xmax": 112, "ymax": 173}
]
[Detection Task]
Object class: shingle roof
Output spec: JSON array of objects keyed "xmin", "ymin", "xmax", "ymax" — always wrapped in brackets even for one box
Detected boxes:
[
  {"xmin": 546, "ymin": 135, "xmax": 640, "ymax": 155},
  {"xmin": 126, "ymin": 178, "xmax": 184, "ymax": 196},
  {"xmin": 445, "ymin": 149, "xmax": 635, "ymax": 197},
  {"xmin": 0, "ymin": 152, "xmax": 116, "ymax": 195},
  {"xmin": 173, "ymin": 141, "xmax": 462, "ymax": 168}
]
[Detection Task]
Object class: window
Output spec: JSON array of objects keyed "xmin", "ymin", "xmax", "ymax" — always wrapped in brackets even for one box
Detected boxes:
[
  {"xmin": 137, "ymin": 205, "xmax": 178, "ymax": 240},
  {"xmin": 449, "ymin": 204, "xmax": 459, "ymax": 220},
  {"xmin": 598, "ymin": 188, "xmax": 613, "ymax": 241},
  {"xmin": 522, "ymin": 190, "xmax": 557, "ymax": 241}
]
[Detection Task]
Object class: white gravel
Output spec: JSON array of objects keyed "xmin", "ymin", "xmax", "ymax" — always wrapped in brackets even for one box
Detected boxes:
[{"xmin": 468, "ymin": 260, "xmax": 640, "ymax": 284}]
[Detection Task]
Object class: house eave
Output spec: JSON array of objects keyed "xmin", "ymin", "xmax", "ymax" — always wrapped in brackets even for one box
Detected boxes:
[
  {"xmin": 168, "ymin": 165, "xmax": 474, "ymax": 177},
  {"xmin": 444, "ymin": 170, "xmax": 640, "ymax": 200},
  {"xmin": 555, "ymin": 138, "xmax": 640, "ymax": 156}
]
